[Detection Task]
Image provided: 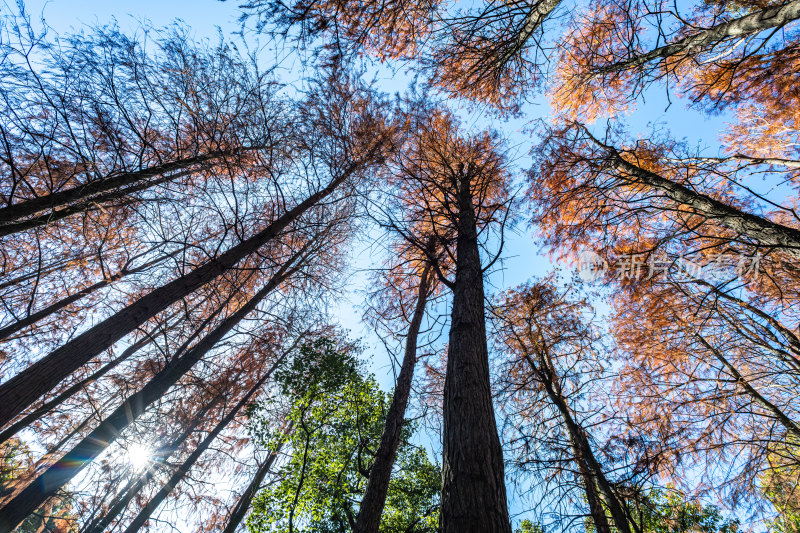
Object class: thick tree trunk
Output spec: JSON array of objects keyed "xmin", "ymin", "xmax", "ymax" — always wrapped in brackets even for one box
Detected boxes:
[
  {"xmin": 596, "ymin": 0, "xmax": 800, "ymax": 73},
  {"xmin": 121, "ymin": 359, "xmax": 282, "ymax": 533},
  {"xmin": 575, "ymin": 454, "xmax": 613, "ymax": 533},
  {"xmin": 0, "ymin": 250, "xmax": 304, "ymax": 531},
  {"xmin": 589, "ymin": 131, "xmax": 800, "ymax": 260},
  {"xmin": 0, "ymin": 151, "xmax": 231, "ymax": 236},
  {"xmin": 441, "ymin": 169, "xmax": 511, "ymax": 533},
  {"xmin": 221, "ymin": 425, "xmax": 291, "ymax": 533},
  {"xmin": 0, "ymin": 151, "xmax": 372, "ymax": 429},
  {"xmin": 354, "ymin": 266, "xmax": 432, "ymax": 533}
]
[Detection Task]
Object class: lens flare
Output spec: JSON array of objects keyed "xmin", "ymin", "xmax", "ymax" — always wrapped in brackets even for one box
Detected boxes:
[{"xmin": 127, "ymin": 443, "xmax": 151, "ymax": 471}]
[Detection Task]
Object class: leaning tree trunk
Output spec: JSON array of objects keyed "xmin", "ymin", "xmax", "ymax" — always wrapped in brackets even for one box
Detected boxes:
[
  {"xmin": 120, "ymin": 358, "xmax": 283, "ymax": 533},
  {"xmin": 0, "ymin": 403, "xmax": 101, "ymax": 506},
  {"xmin": 584, "ymin": 130, "xmax": 800, "ymax": 260},
  {"xmin": 595, "ymin": 0, "xmax": 800, "ymax": 74},
  {"xmin": 441, "ymin": 168, "xmax": 511, "ymax": 533},
  {"xmin": 0, "ymin": 294, "xmax": 229, "ymax": 446},
  {"xmin": 526, "ymin": 352, "xmax": 633, "ymax": 533},
  {"xmin": 574, "ymin": 451, "xmax": 613, "ymax": 533},
  {"xmin": 698, "ymin": 335, "xmax": 800, "ymax": 439},
  {"xmin": 354, "ymin": 265, "xmax": 433, "ymax": 533},
  {"xmin": 220, "ymin": 424, "xmax": 292, "ymax": 533},
  {"xmin": 0, "ymin": 149, "xmax": 375, "ymax": 429},
  {"xmin": 0, "ymin": 337, "xmax": 151, "ymax": 447},
  {"xmin": 0, "ymin": 249, "xmax": 305, "ymax": 532},
  {"xmin": 0, "ymin": 151, "xmax": 233, "ymax": 237}
]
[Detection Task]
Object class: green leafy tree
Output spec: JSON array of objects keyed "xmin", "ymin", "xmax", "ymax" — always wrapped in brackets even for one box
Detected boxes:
[
  {"xmin": 638, "ymin": 490, "xmax": 738, "ymax": 533},
  {"xmin": 760, "ymin": 444, "xmax": 800, "ymax": 533},
  {"xmin": 585, "ymin": 489, "xmax": 738, "ymax": 533},
  {"xmin": 246, "ymin": 338, "xmax": 440, "ymax": 533},
  {"xmin": 516, "ymin": 519, "xmax": 544, "ymax": 533}
]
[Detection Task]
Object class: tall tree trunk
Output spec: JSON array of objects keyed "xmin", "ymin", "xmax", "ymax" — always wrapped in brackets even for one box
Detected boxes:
[
  {"xmin": 220, "ymin": 424, "xmax": 292, "ymax": 533},
  {"xmin": 0, "ymin": 149, "xmax": 375, "ymax": 429},
  {"xmin": 524, "ymin": 352, "xmax": 633, "ymax": 533},
  {"xmin": 121, "ymin": 358, "xmax": 283, "ymax": 533},
  {"xmin": 498, "ymin": 0, "xmax": 562, "ymax": 66},
  {"xmin": 0, "ymin": 151, "xmax": 233, "ymax": 236},
  {"xmin": 0, "ymin": 248, "xmax": 306, "ymax": 531},
  {"xmin": 595, "ymin": 0, "xmax": 800, "ymax": 73},
  {"xmin": 585, "ymin": 130, "xmax": 800, "ymax": 260},
  {"xmin": 354, "ymin": 265, "xmax": 432, "ymax": 533},
  {"xmin": 0, "ymin": 295, "xmax": 220, "ymax": 445},
  {"xmin": 574, "ymin": 452, "xmax": 613, "ymax": 533},
  {"xmin": 441, "ymin": 168, "xmax": 511, "ymax": 533}
]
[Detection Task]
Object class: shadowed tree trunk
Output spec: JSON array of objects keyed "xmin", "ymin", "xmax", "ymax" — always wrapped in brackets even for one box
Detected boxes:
[
  {"xmin": 0, "ymin": 149, "xmax": 377, "ymax": 430},
  {"xmin": 0, "ymin": 246, "xmax": 307, "ymax": 531},
  {"xmin": 0, "ymin": 297, "xmax": 229, "ymax": 446},
  {"xmin": 220, "ymin": 423, "xmax": 292, "ymax": 533},
  {"xmin": 441, "ymin": 167, "xmax": 510, "ymax": 533},
  {"xmin": 354, "ymin": 265, "xmax": 432, "ymax": 533}
]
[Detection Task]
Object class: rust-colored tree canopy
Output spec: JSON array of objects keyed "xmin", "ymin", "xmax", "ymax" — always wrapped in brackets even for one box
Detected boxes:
[{"xmin": 1, "ymin": 0, "xmax": 798, "ymax": 531}]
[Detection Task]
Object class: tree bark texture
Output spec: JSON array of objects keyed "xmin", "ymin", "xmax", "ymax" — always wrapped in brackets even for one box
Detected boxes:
[{"xmin": 441, "ymin": 169, "xmax": 511, "ymax": 533}]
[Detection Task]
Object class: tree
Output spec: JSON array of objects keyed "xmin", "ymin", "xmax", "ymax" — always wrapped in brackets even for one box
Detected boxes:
[
  {"xmin": 246, "ymin": 338, "xmax": 440, "ymax": 533},
  {"xmin": 609, "ymin": 489, "xmax": 739, "ymax": 533},
  {"xmin": 0, "ymin": 194, "xmax": 358, "ymax": 530},
  {"xmin": 240, "ymin": 0, "xmax": 566, "ymax": 110},
  {"xmin": 379, "ymin": 105, "xmax": 512, "ymax": 532},
  {"xmin": 220, "ymin": 426, "xmax": 290, "ymax": 533},
  {"xmin": 0, "ymin": 438, "xmax": 77, "ymax": 532},
  {"xmin": 0, "ymin": 17, "xmax": 286, "ymax": 236},
  {"xmin": 118, "ymin": 345, "xmax": 290, "ymax": 533},
  {"xmin": 496, "ymin": 278, "xmax": 636, "ymax": 533},
  {"xmin": 552, "ymin": 0, "xmax": 800, "ymax": 124},
  {"xmin": 760, "ymin": 442, "xmax": 800, "ymax": 531},
  {"xmin": 355, "ymin": 256, "xmax": 436, "ymax": 533},
  {"xmin": 516, "ymin": 519, "xmax": 544, "ymax": 533},
  {"xmin": 529, "ymin": 122, "xmax": 800, "ymax": 263}
]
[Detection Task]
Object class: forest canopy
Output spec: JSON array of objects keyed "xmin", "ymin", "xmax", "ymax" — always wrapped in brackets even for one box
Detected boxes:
[{"xmin": 0, "ymin": 0, "xmax": 798, "ymax": 532}]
